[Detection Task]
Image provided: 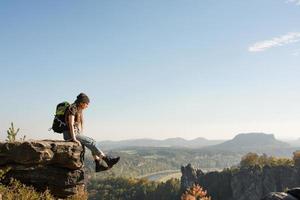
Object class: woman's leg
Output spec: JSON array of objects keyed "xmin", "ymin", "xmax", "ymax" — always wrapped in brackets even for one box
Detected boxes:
[
  {"xmin": 75, "ymin": 134, "xmax": 120, "ymax": 169},
  {"xmin": 75, "ymin": 134, "xmax": 105, "ymax": 158},
  {"xmin": 63, "ymin": 132, "xmax": 119, "ymax": 171}
]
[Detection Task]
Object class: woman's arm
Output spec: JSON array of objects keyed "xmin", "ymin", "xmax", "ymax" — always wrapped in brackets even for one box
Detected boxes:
[
  {"xmin": 80, "ymin": 112, "xmax": 83, "ymax": 133},
  {"xmin": 68, "ymin": 114, "xmax": 81, "ymax": 146}
]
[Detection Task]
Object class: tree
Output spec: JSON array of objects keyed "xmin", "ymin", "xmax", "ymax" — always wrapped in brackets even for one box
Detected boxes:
[
  {"xmin": 240, "ymin": 152, "xmax": 293, "ymax": 168},
  {"xmin": 293, "ymin": 151, "xmax": 300, "ymax": 167},
  {"xmin": 240, "ymin": 153, "xmax": 259, "ymax": 167},
  {"xmin": 6, "ymin": 122, "xmax": 20, "ymax": 142},
  {"xmin": 181, "ymin": 184, "xmax": 211, "ymax": 200},
  {"xmin": 154, "ymin": 178, "xmax": 180, "ymax": 200}
]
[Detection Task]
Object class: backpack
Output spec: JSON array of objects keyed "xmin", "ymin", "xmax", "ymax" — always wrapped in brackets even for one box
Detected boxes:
[{"xmin": 51, "ymin": 101, "xmax": 70, "ymax": 133}]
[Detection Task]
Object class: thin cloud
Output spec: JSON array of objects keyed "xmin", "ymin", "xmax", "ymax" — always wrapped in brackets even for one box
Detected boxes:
[
  {"xmin": 292, "ymin": 49, "xmax": 300, "ymax": 56},
  {"xmin": 248, "ymin": 32, "xmax": 300, "ymax": 52},
  {"xmin": 286, "ymin": 0, "xmax": 300, "ymax": 6}
]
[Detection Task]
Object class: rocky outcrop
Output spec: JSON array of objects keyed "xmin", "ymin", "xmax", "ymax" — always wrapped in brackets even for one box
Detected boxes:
[
  {"xmin": 181, "ymin": 156, "xmax": 300, "ymax": 200},
  {"xmin": 0, "ymin": 140, "xmax": 85, "ymax": 198},
  {"xmin": 180, "ymin": 163, "xmax": 203, "ymax": 189}
]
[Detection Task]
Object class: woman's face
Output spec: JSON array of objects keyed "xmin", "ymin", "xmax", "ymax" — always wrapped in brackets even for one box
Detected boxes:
[{"xmin": 79, "ymin": 102, "xmax": 89, "ymax": 110}]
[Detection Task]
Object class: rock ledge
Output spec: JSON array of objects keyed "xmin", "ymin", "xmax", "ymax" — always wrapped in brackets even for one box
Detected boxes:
[{"xmin": 0, "ymin": 140, "xmax": 85, "ymax": 198}]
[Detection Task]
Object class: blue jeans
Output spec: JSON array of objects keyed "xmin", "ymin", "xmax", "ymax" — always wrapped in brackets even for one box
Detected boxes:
[{"xmin": 63, "ymin": 131, "xmax": 104, "ymax": 157}]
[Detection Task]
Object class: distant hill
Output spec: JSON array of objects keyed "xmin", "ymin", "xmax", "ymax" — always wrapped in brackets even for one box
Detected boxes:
[
  {"xmin": 286, "ymin": 138, "xmax": 300, "ymax": 147},
  {"xmin": 205, "ymin": 133, "xmax": 291, "ymax": 153},
  {"xmin": 97, "ymin": 137, "xmax": 224, "ymax": 150}
]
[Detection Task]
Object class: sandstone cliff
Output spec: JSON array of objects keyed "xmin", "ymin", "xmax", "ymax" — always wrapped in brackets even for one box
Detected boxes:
[
  {"xmin": 181, "ymin": 158, "xmax": 300, "ymax": 200},
  {"xmin": 0, "ymin": 140, "xmax": 85, "ymax": 198}
]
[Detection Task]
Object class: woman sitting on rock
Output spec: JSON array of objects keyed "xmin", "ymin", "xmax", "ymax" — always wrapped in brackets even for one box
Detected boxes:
[{"xmin": 63, "ymin": 93, "xmax": 120, "ymax": 172}]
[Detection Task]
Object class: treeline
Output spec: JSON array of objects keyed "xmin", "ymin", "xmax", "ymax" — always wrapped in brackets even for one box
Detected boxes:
[
  {"xmin": 88, "ymin": 176, "xmax": 212, "ymax": 200},
  {"xmin": 88, "ymin": 177, "xmax": 181, "ymax": 200},
  {"xmin": 239, "ymin": 152, "xmax": 299, "ymax": 168}
]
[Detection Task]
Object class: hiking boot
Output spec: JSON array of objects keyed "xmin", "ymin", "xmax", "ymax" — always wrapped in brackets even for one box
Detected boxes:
[
  {"xmin": 103, "ymin": 156, "xmax": 120, "ymax": 168},
  {"xmin": 95, "ymin": 160, "xmax": 109, "ymax": 172}
]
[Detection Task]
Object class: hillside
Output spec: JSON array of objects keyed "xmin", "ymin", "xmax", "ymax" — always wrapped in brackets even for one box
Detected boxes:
[
  {"xmin": 91, "ymin": 133, "xmax": 297, "ymax": 179},
  {"xmin": 85, "ymin": 146, "xmax": 242, "ymax": 179},
  {"xmin": 97, "ymin": 137, "xmax": 224, "ymax": 150}
]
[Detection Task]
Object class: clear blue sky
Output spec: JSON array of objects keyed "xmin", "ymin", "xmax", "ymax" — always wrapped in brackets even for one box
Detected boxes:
[{"xmin": 1, "ymin": 0, "xmax": 300, "ymax": 141}]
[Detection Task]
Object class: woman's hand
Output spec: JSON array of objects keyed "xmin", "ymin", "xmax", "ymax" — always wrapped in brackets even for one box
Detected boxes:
[{"xmin": 73, "ymin": 138, "xmax": 82, "ymax": 146}]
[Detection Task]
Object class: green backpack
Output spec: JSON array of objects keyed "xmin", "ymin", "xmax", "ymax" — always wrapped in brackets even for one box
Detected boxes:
[{"xmin": 51, "ymin": 101, "xmax": 70, "ymax": 133}]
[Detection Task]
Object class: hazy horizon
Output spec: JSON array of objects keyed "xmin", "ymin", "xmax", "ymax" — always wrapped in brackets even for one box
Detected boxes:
[
  {"xmin": 1, "ymin": 1, "xmax": 300, "ymax": 141},
  {"xmin": 0, "ymin": 129, "xmax": 299, "ymax": 142}
]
